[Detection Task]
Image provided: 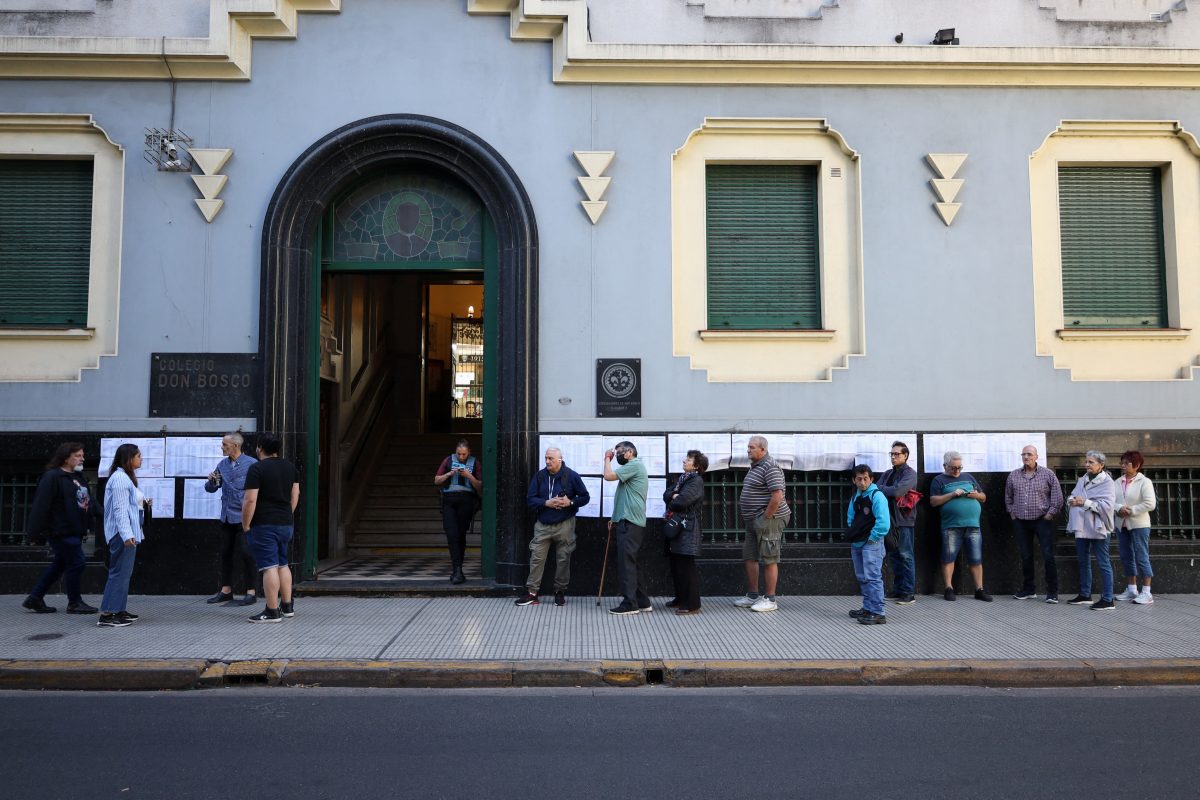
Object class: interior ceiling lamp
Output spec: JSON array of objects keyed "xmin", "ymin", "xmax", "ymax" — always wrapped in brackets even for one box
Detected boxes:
[{"xmin": 931, "ymin": 28, "xmax": 959, "ymax": 45}]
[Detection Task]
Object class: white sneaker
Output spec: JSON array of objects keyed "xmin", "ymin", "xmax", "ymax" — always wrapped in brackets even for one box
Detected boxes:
[
  {"xmin": 734, "ymin": 595, "xmax": 758, "ymax": 608},
  {"xmin": 750, "ymin": 596, "xmax": 778, "ymax": 613},
  {"xmin": 1116, "ymin": 586, "xmax": 1139, "ymax": 601},
  {"xmin": 1133, "ymin": 592, "xmax": 1154, "ymax": 605}
]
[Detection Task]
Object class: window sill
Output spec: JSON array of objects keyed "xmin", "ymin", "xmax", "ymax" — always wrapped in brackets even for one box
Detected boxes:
[
  {"xmin": 1056, "ymin": 328, "xmax": 1190, "ymax": 342},
  {"xmin": 699, "ymin": 329, "xmax": 836, "ymax": 342},
  {"xmin": 0, "ymin": 327, "xmax": 95, "ymax": 340}
]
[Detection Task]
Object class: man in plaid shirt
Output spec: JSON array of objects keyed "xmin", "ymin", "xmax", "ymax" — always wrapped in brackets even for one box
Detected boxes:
[{"xmin": 1005, "ymin": 445, "xmax": 1064, "ymax": 603}]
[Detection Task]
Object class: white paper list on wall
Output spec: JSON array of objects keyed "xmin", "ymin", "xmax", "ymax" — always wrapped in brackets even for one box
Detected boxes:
[
  {"xmin": 537, "ymin": 434, "xmax": 606, "ymax": 475},
  {"xmin": 138, "ymin": 478, "xmax": 176, "ymax": 519},
  {"xmin": 667, "ymin": 433, "xmax": 734, "ymax": 472},
  {"xmin": 98, "ymin": 438, "xmax": 166, "ymax": 478},
  {"xmin": 182, "ymin": 479, "xmax": 223, "ymax": 520},
  {"xmin": 165, "ymin": 436, "xmax": 226, "ymax": 477},
  {"xmin": 577, "ymin": 476, "xmax": 603, "ymax": 518},
  {"xmin": 605, "ymin": 435, "xmax": 667, "ymax": 477},
  {"xmin": 731, "ymin": 434, "xmax": 795, "ymax": 469},
  {"xmin": 923, "ymin": 433, "xmax": 1047, "ymax": 474}
]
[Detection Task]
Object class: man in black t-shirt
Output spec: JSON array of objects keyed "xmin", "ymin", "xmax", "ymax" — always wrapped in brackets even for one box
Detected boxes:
[{"xmin": 241, "ymin": 434, "xmax": 299, "ymax": 624}]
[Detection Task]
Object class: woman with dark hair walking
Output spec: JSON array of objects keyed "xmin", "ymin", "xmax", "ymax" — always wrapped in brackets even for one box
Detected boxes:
[
  {"xmin": 22, "ymin": 442, "xmax": 98, "ymax": 614},
  {"xmin": 98, "ymin": 443, "xmax": 149, "ymax": 628},
  {"xmin": 664, "ymin": 449, "xmax": 707, "ymax": 615}
]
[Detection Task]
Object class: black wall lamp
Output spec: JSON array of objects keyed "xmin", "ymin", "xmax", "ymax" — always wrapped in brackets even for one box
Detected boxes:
[{"xmin": 932, "ymin": 28, "xmax": 959, "ymax": 45}]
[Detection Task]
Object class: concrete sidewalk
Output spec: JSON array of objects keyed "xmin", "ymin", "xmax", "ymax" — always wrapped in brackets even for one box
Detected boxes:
[{"xmin": 3, "ymin": 593, "xmax": 1200, "ymax": 689}]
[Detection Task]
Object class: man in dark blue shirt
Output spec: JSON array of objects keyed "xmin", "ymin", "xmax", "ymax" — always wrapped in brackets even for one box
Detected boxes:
[{"xmin": 516, "ymin": 447, "xmax": 590, "ymax": 607}]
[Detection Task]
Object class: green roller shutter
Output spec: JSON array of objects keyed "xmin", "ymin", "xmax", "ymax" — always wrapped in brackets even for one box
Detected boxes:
[
  {"xmin": 706, "ymin": 164, "xmax": 820, "ymax": 329},
  {"xmin": 0, "ymin": 159, "xmax": 93, "ymax": 327},
  {"xmin": 1058, "ymin": 166, "xmax": 1167, "ymax": 328}
]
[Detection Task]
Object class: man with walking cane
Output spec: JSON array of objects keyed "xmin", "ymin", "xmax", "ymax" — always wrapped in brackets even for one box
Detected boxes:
[{"xmin": 603, "ymin": 441, "xmax": 650, "ymax": 615}]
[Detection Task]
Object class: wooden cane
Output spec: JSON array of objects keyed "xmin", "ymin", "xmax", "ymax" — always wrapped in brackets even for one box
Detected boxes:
[{"xmin": 596, "ymin": 521, "xmax": 614, "ymax": 605}]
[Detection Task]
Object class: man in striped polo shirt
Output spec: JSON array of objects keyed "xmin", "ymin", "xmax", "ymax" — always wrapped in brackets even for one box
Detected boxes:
[{"xmin": 735, "ymin": 436, "xmax": 791, "ymax": 612}]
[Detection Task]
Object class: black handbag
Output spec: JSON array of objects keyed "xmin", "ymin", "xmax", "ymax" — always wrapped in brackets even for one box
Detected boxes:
[{"xmin": 663, "ymin": 511, "xmax": 690, "ymax": 540}]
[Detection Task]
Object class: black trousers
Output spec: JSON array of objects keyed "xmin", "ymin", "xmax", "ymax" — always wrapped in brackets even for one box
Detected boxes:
[
  {"xmin": 218, "ymin": 522, "xmax": 258, "ymax": 594},
  {"xmin": 668, "ymin": 552, "xmax": 701, "ymax": 610},
  {"xmin": 441, "ymin": 493, "xmax": 477, "ymax": 569},
  {"xmin": 1014, "ymin": 517, "xmax": 1058, "ymax": 595},
  {"xmin": 614, "ymin": 520, "xmax": 649, "ymax": 607},
  {"xmin": 30, "ymin": 536, "xmax": 86, "ymax": 603}
]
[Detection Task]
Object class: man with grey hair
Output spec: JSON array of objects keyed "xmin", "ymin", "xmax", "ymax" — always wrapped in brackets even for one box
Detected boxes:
[
  {"xmin": 516, "ymin": 447, "xmax": 591, "ymax": 607},
  {"xmin": 930, "ymin": 450, "xmax": 992, "ymax": 602},
  {"xmin": 604, "ymin": 440, "xmax": 650, "ymax": 615},
  {"xmin": 1005, "ymin": 444, "xmax": 1063, "ymax": 603},
  {"xmin": 204, "ymin": 432, "xmax": 259, "ymax": 606},
  {"xmin": 735, "ymin": 435, "xmax": 790, "ymax": 612}
]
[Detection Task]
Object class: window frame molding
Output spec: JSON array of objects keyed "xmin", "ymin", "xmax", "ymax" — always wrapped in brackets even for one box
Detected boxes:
[
  {"xmin": 0, "ymin": 114, "xmax": 124, "ymax": 382},
  {"xmin": 671, "ymin": 117, "xmax": 865, "ymax": 383},
  {"xmin": 1029, "ymin": 120, "xmax": 1200, "ymax": 381}
]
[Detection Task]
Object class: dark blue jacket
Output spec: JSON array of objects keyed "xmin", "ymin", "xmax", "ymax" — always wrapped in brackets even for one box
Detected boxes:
[{"xmin": 526, "ymin": 464, "xmax": 590, "ymax": 525}]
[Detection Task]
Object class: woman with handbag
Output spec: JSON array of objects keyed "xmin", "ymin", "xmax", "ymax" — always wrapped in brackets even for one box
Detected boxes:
[
  {"xmin": 1065, "ymin": 450, "xmax": 1116, "ymax": 611},
  {"xmin": 98, "ymin": 443, "xmax": 149, "ymax": 628},
  {"xmin": 663, "ymin": 449, "xmax": 708, "ymax": 615}
]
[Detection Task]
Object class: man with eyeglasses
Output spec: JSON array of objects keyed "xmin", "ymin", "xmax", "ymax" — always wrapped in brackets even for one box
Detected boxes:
[
  {"xmin": 930, "ymin": 451, "xmax": 992, "ymax": 602},
  {"xmin": 1004, "ymin": 445, "xmax": 1063, "ymax": 603},
  {"xmin": 877, "ymin": 441, "xmax": 918, "ymax": 604}
]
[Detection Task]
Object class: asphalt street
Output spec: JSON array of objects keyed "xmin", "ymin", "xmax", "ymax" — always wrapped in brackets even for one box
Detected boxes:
[{"xmin": 4, "ymin": 686, "xmax": 1196, "ymax": 799}]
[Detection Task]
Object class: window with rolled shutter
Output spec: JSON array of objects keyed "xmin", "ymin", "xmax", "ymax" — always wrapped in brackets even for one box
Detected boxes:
[
  {"xmin": 705, "ymin": 164, "xmax": 820, "ymax": 330},
  {"xmin": 0, "ymin": 159, "xmax": 93, "ymax": 327},
  {"xmin": 1058, "ymin": 166, "xmax": 1167, "ymax": 328}
]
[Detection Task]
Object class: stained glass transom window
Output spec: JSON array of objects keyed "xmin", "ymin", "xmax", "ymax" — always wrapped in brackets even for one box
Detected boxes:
[{"xmin": 332, "ymin": 173, "xmax": 483, "ymax": 262}]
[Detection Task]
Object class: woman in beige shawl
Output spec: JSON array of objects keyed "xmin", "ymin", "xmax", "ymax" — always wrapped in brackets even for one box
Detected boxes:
[{"xmin": 1065, "ymin": 450, "xmax": 1116, "ymax": 611}]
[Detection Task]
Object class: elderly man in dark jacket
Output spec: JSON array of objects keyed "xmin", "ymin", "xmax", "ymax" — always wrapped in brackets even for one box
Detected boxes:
[
  {"xmin": 516, "ymin": 447, "xmax": 591, "ymax": 607},
  {"xmin": 663, "ymin": 450, "xmax": 708, "ymax": 614}
]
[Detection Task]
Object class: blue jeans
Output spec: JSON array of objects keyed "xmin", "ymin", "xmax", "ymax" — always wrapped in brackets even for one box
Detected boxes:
[
  {"xmin": 1014, "ymin": 517, "xmax": 1058, "ymax": 596},
  {"xmin": 941, "ymin": 527, "xmax": 982, "ymax": 566},
  {"xmin": 852, "ymin": 539, "xmax": 886, "ymax": 614},
  {"xmin": 1075, "ymin": 537, "xmax": 1113, "ymax": 601},
  {"xmin": 886, "ymin": 526, "xmax": 915, "ymax": 595},
  {"xmin": 1116, "ymin": 528, "xmax": 1154, "ymax": 579},
  {"xmin": 100, "ymin": 537, "xmax": 137, "ymax": 614},
  {"xmin": 30, "ymin": 536, "xmax": 86, "ymax": 603}
]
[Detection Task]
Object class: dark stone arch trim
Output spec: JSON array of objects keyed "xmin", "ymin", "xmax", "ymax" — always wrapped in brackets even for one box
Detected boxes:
[{"xmin": 260, "ymin": 114, "xmax": 537, "ymax": 585}]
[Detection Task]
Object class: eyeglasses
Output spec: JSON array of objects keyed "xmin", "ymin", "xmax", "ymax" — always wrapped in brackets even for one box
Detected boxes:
[{"xmin": 889, "ymin": 451, "xmax": 904, "ymax": 457}]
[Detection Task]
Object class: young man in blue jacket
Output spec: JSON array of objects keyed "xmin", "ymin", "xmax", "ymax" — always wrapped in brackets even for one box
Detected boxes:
[
  {"xmin": 516, "ymin": 447, "xmax": 591, "ymax": 607},
  {"xmin": 846, "ymin": 464, "xmax": 891, "ymax": 625}
]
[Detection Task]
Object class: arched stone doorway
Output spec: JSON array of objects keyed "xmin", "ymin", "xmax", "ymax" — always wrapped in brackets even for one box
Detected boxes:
[{"xmin": 259, "ymin": 114, "xmax": 537, "ymax": 585}]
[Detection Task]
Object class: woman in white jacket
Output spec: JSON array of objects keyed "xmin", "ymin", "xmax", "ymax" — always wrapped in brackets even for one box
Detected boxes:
[
  {"xmin": 1114, "ymin": 450, "xmax": 1157, "ymax": 605},
  {"xmin": 1065, "ymin": 450, "xmax": 1116, "ymax": 611},
  {"xmin": 98, "ymin": 443, "xmax": 149, "ymax": 628}
]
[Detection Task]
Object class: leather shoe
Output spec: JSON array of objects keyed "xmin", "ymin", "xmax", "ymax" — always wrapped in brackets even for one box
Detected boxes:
[
  {"xmin": 22, "ymin": 596, "xmax": 56, "ymax": 613},
  {"xmin": 206, "ymin": 591, "xmax": 233, "ymax": 604},
  {"xmin": 450, "ymin": 568, "xmax": 466, "ymax": 585},
  {"xmin": 674, "ymin": 607, "xmax": 701, "ymax": 615},
  {"xmin": 67, "ymin": 601, "xmax": 99, "ymax": 614},
  {"xmin": 235, "ymin": 593, "xmax": 258, "ymax": 606}
]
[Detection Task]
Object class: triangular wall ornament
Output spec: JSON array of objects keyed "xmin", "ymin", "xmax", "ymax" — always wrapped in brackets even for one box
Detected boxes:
[
  {"xmin": 934, "ymin": 202, "xmax": 961, "ymax": 226},
  {"xmin": 191, "ymin": 174, "xmax": 229, "ymax": 200},
  {"xmin": 189, "ymin": 148, "xmax": 233, "ymax": 176},
  {"xmin": 925, "ymin": 153, "xmax": 967, "ymax": 180},
  {"xmin": 930, "ymin": 178, "xmax": 964, "ymax": 203},
  {"xmin": 573, "ymin": 150, "xmax": 614, "ymax": 178},
  {"xmin": 195, "ymin": 198, "xmax": 225, "ymax": 222},
  {"xmin": 581, "ymin": 200, "xmax": 608, "ymax": 224},
  {"xmin": 577, "ymin": 176, "xmax": 612, "ymax": 202}
]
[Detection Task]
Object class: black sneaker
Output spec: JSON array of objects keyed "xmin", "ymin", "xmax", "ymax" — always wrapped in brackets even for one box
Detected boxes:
[
  {"xmin": 249, "ymin": 607, "xmax": 283, "ymax": 624},
  {"xmin": 97, "ymin": 613, "xmax": 131, "ymax": 628},
  {"xmin": 885, "ymin": 590, "xmax": 903, "ymax": 600},
  {"xmin": 638, "ymin": 603, "xmax": 654, "ymax": 613},
  {"xmin": 554, "ymin": 591, "xmax": 566, "ymax": 607},
  {"xmin": 1045, "ymin": 595, "xmax": 1060, "ymax": 604},
  {"xmin": 849, "ymin": 608, "xmax": 868, "ymax": 618},
  {"xmin": 974, "ymin": 589, "xmax": 993, "ymax": 602},
  {"xmin": 1013, "ymin": 590, "xmax": 1038, "ymax": 600},
  {"xmin": 896, "ymin": 594, "xmax": 917, "ymax": 605},
  {"xmin": 205, "ymin": 591, "xmax": 233, "ymax": 604},
  {"xmin": 515, "ymin": 593, "xmax": 539, "ymax": 607},
  {"xmin": 609, "ymin": 602, "xmax": 639, "ymax": 616},
  {"xmin": 235, "ymin": 593, "xmax": 258, "ymax": 607},
  {"xmin": 280, "ymin": 601, "xmax": 294, "ymax": 618},
  {"xmin": 858, "ymin": 611, "xmax": 887, "ymax": 625},
  {"xmin": 116, "ymin": 610, "xmax": 138, "ymax": 623},
  {"xmin": 1067, "ymin": 595, "xmax": 1093, "ymax": 605},
  {"xmin": 22, "ymin": 596, "xmax": 56, "ymax": 613},
  {"xmin": 944, "ymin": 588, "xmax": 956, "ymax": 601},
  {"xmin": 1090, "ymin": 598, "xmax": 1115, "ymax": 611},
  {"xmin": 66, "ymin": 601, "xmax": 98, "ymax": 614}
]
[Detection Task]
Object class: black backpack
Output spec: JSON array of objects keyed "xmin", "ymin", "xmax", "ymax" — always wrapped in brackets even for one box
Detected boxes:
[{"xmin": 842, "ymin": 488, "xmax": 879, "ymax": 544}]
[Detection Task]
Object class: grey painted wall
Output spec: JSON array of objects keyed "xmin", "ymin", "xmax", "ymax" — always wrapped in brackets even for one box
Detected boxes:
[{"xmin": 0, "ymin": 0, "xmax": 1198, "ymax": 434}]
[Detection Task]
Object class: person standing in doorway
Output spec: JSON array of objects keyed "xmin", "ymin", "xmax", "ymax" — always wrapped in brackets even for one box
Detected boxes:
[
  {"xmin": 434, "ymin": 439, "xmax": 482, "ymax": 584},
  {"xmin": 1005, "ymin": 444, "xmax": 1063, "ymax": 603},
  {"xmin": 242, "ymin": 434, "xmax": 299, "ymax": 623},
  {"xmin": 735, "ymin": 436, "xmax": 790, "ymax": 613},
  {"xmin": 98, "ymin": 444, "xmax": 148, "ymax": 628},
  {"xmin": 930, "ymin": 451, "xmax": 992, "ymax": 602},
  {"xmin": 877, "ymin": 441, "xmax": 918, "ymax": 605},
  {"xmin": 23, "ymin": 442, "xmax": 99, "ymax": 615},
  {"xmin": 203, "ymin": 432, "xmax": 259, "ymax": 607},
  {"xmin": 604, "ymin": 441, "xmax": 650, "ymax": 615},
  {"xmin": 516, "ymin": 447, "xmax": 591, "ymax": 607}
]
